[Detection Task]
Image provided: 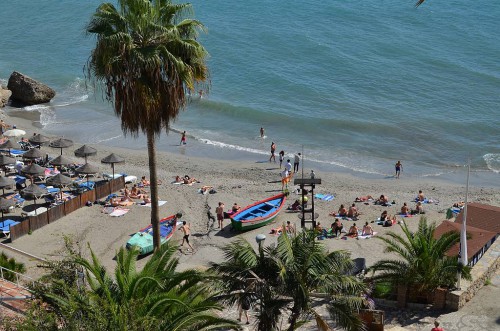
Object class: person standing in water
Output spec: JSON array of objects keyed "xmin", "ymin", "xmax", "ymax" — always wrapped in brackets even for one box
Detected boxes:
[
  {"xmin": 395, "ymin": 160, "xmax": 403, "ymax": 178},
  {"xmin": 260, "ymin": 127, "xmax": 265, "ymax": 138},
  {"xmin": 180, "ymin": 131, "xmax": 187, "ymax": 145}
]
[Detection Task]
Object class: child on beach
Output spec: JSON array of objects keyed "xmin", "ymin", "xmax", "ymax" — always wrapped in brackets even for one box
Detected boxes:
[
  {"xmin": 180, "ymin": 131, "xmax": 187, "ymax": 145},
  {"xmin": 278, "ymin": 150, "xmax": 285, "ymax": 168}
]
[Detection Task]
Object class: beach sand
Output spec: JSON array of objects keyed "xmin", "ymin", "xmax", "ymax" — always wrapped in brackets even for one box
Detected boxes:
[{"xmin": 2, "ymin": 111, "xmax": 499, "ymax": 329}]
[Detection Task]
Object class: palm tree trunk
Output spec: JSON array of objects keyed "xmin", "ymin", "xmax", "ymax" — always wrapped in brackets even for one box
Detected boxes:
[{"xmin": 146, "ymin": 130, "xmax": 160, "ymax": 251}]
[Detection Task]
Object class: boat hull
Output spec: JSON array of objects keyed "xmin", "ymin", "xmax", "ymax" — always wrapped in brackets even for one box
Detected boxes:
[
  {"xmin": 230, "ymin": 193, "xmax": 286, "ymax": 231},
  {"xmin": 126, "ymin": 215, "xmax": 177, "ymax": 255}
]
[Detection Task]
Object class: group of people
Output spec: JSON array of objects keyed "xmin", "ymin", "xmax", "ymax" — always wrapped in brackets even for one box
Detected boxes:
[
  {"xmin": 316, "ymin": 219, "xmax": 374, "ymax": 238},
  {"xmin": 329, "ymin": 203, "xmax": 359, "ymax": 218}
]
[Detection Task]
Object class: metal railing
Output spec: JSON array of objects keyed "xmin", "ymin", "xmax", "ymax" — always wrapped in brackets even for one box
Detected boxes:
[{"xmin": 0, "ymin": 266, "xmax": 35, "ymax": 295}]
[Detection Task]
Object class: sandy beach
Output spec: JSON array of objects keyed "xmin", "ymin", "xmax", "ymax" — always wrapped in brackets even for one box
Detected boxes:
[{"xmin": 1, "ymin": 111, "xmax": 500, "ymax": 330}]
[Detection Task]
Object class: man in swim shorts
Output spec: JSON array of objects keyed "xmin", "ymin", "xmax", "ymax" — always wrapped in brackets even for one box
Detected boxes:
[
  {"xmin": 179, "ymin": 221, "xmax": 195, "ymax": 252},
  {"xmin": 216, "ymin": 202, "xmax": 225, "ymax": 229},
  {"xmin": 395, "ymin": 160, "xmax": 402, "ymax": 178},
  {"xmin": 269, "ymin": 142, "xmax": 276, "ymax": 163}
]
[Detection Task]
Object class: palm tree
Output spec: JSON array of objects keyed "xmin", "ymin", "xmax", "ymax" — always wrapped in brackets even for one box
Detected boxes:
[
  {"xmin": 30, "ymin": 244, "xmax": 238, "ymax": 330},
  {"xmin": 369, "ymin": 217, "xmax": 471, "ymax": 299},
  {"xmin": 85, "ymin": 0, "xmax": 209, "ymax": 251},
  {"xmin": 210, "ymin": 229, "xmax": 369, "ymax": 331}
]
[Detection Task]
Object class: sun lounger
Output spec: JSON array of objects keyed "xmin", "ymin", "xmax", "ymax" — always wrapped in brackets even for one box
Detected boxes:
[
  {"xmin": 0, "ymin": 219, "xmax": 20, "ymax": 237},
  {"xmin": 21, "ymin": 207, "xmax": 48, "ymax": 217},
  {"xmin": 103, "ymin": 173, "xmax": 137, "ymax": 184}
]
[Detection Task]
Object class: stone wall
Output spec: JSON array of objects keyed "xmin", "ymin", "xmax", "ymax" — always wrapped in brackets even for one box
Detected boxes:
[{"xmin": 446, "ymin": 237, "xmax": 500, "ymax": 310}]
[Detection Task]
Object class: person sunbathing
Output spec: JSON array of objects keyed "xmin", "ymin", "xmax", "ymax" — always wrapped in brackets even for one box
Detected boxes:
[
  {"xmin": 288, "ymin": 199, "xmax": 301, "ymax": 211},
  {"xmin": 348, "ymin": 223, "xmax": 359, "ymax": 237},
  {"xmin": 401, "ymin": 202, "xmax": 410, "ymax": 215},
  {"xmin": 285, "ymin": 221, "xmax": 296, "ymax": 234},
  {"xmin": 141, "ymin": 176, "xmax": 151, "ymax": 186},
  {"xmin": 376, "ymin": 194, "xmax": 389, "ymax": 205},
  {"xmin": 142, "ymin": 195, "xmax": 152, "ymax": 204},
  {"xmin": 315, "ymin": 222, "xmax": 323, "ymax": 233},
  {"xmin": 232, "ymin": 203, "xmax": 241, "ymax": 213},
  {"xmin": 110, "ymin": 197, "xmax": 120, "ymax": 207},
  {"xmin": 411, "ymin": 201, "xmax": 425, "ymax": 215},
  {"xmin": 453, "ymin": 201, "xmax": 465, "ymax": 208},
  {"xmin": 331, "ymin": 218, "xmax": 343, "ymax": 237},
  {"xmin": 355, "ymin": 195, "xmax": 373, "ymax": 202},
  {"xmin": 121, "ymin": 185, "xmax": 132, "ymax": 202},
  {"xmin": 347, "ymin": 203, "xmax": 358, "ymax": 218},
  {"xmin": 130, "ymin": 184, "xmax": 146, "ymax": 199},
  {"xmin": 183, "ymin": 175, "xmax": 199, "ymax": 184},
  {"xmin": 362, "ymin": 222, "xmax": 374, "ymax": 236},
  {"xmin": 337, "ymin": 204, "xmax": 348, "ymax": 217},
  {"xmin": 199, "ymin": 186, "xmax": 213, "ymax": 194},
  {"xmin": 417, "ymin": 190, "xmax": 425, "ymax": 202}
]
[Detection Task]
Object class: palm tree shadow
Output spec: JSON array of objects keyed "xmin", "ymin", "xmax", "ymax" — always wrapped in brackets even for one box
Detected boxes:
[{"xmin": 265, "ymin": 168, "xmax": 279, "ymax": 171}]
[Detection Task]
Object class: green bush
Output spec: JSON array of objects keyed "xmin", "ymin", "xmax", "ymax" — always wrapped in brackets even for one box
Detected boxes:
[
  {"xmin": 0, "ymin": 252, "xmax": 26, "ymax": 282},
  {"xmin": 372, "ymin": 282, "xmax": 393, "ymax": 298}
]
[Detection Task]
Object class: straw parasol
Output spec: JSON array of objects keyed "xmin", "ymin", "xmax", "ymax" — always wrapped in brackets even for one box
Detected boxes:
[
  {"xmin": 0, "ymin": 176, "xmax": 15, "ymax": 195},
  {"xmin": 0, "ymin": 155, "xmax": 16, "ymax": 173},
  {"xmin": 49, "ymin": 155, "xmax": 74, "ymax": 166},
  {"xmin": 101, "ymin": 153, "xmax": 125, "ymax": 179},
  {"xmin": 75, "ymin": 163, "xmax": 99, "ymax": 184},
  {"xmin": 74, "ymin": 145, "xmax": 97, "ymax": 163},
  {"xmin": 21, "ymin": 184, "xmax": 49, "ymax": 213},
  {"xmin": 0, "ymin": 198, "xmax": 15, "ymax": 221},
  {"xmin": 22, "ymin": 148, "xmax": 44, "ymax": 160},
  {"xmin": 47, "ymin": 173, "xmax": 73, "ymax": 200},
  {"xmin": 0, "ymin": 140, "xmax": 18, "ymax": 154},
  {"xmin": 29, "ymin": 134, "xmax": 51, "ymax": 146},
  {"xmin": 49, "ymin": 138, "xmax": 74, "ymax": 155},
  {"xmin": 21, "ymin": 163, "xmax": 46, "ymax": 184}
]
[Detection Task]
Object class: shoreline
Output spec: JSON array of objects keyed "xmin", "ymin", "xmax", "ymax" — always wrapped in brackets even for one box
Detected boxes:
[{"xmin": 5, "ymin": 107, "xmax": 500, "ymax": 189}]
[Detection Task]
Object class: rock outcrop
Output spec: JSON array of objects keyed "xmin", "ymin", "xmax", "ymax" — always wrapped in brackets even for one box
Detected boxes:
[
  {"xmin": 0, "ymin": 87, "xmax": 11, "ymax": 108},
  {"xmin": 7, "ymin": 71, "xmax": 55, "ymax": 105}
]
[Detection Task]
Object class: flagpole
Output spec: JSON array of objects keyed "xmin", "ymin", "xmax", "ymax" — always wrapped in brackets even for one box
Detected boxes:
[{"xmin": 458, "ymin": 159, "xmax": 470, "ymax": 289}]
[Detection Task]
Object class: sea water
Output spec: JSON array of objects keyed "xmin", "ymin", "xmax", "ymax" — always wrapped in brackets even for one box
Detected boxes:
[{"xmin": 1, "ymin": 1, "xmax": 499, "ymax": 186}]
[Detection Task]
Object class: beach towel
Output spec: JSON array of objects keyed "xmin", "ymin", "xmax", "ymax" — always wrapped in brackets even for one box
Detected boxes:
[
  {"xmin": 109, "ymin": 208, "xmax": 130, "ymax": 217},
  {"xmin": 398, "ymin": 213, "xmax": 413, "ymax": 218},
  {"xmin": 102, "ymin": 207, "xmax": 115, "ymax": 214},
  {"xmin": 358, "ymin": 231, "xmax": 378, "ymax": 239},
  {"xmin": 140, "ymin": 200, "xmax": 167, "ymax": 207},
  {"xmin": 315, "ymin": 194, "xmax": 334, "ymax": 201}
]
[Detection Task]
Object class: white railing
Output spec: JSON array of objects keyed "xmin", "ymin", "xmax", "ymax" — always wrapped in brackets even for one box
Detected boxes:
[{"xmin": 0, "ymin": 266, "xmax": 35, "ymax": 294}]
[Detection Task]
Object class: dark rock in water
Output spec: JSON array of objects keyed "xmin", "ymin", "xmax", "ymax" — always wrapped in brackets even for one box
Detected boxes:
[
  {"xmin": 0, "ymin": 87, "xmax": 12, "ymax": 108},
  {"xmin": 7, "ymin": 71, "xmax": 55, "ymax": 105}
]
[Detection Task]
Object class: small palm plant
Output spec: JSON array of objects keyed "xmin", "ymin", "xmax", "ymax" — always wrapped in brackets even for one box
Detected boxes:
[
  {"xmin": 369, "ymin": 217, "xmax": 471, "ymax": 300},
  {"xmin": 211, "ymin": 229, "xmax": 369, "ymax": 331},
  {"xmin": 0, "ymin": 252, "xmax": 26, "ymax": 282}
]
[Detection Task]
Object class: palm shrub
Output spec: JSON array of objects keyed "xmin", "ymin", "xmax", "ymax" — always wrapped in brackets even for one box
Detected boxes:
[
  {"xmin": 0, "ymin": 251, "xmax": 26, "ymax": 282},
  {"xmin": 210, "ymin": 228, "xmax": 369, "ymax": 331},
  {"xmin": 369, "ymin": 217, "xmax": 471, "ymax": 300},
  {"xmin": 14, "ymin": 243, "xmax": 238, "ymax": 331}
]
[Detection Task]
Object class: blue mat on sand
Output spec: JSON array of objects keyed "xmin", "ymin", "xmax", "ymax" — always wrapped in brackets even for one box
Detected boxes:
[{"xmin": 315, "ymin": 194, "xmax": 334, "ymax": 201}]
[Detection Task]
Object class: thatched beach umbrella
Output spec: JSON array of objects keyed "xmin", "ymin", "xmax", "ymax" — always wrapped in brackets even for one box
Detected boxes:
[
  {"xmin": 101, "ymin": 153, "xmax": 125, "ymax": 179},
  {"xmin": 0, "ymin": 155, "xmax": 16, "ymax": 174},
  {"xmin": 75, "ymin": 163, "xmax": 98, "ymax": 184},
  {"xmin": 21, "ymin": 184, "xmax": 49, "ymax": 213},
  {"xmin": 22, "ymin": 148, "xmax": 44, "ymax": 160},
  {"xmin": 47, "ymin": 173, "xmax": 73, "ymax": 200},
  {"xmin": 0, "ymin": 198, "xmax": 15, "ymax": 221},
  {"xmin": 21, "ymin": 163, "xmax": 46, "ymax": 184},
  {"xmin": 0, "ymin": 139, "xmax": 18, "ymax": 154},
  {"xmin": 29, "ymin": 134, "xmax": 50, "ymax": 146},
  {"xmin": 49, "ymin": 138, "xmax": 74, "ymax": 155},
  {"xmin": 74, "ymin": 145, "xmax": 97, "ymax": 163},
  {"xmin": 0, "ymin": 177, "xmax": 15, "ymax": 196},
  {"xmin": 49, "ymin": 155, "xmax": 74, "ymax": 167}
]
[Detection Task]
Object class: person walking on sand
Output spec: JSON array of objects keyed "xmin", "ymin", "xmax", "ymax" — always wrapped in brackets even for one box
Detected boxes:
[
  {"xmin": 180, "ymin": 131, "xmax": 187, "ymax": 145},
  {"xmin": 395, "ymin": 160, "xmax": 402, "ymax": 178},
  {"xmin": 294, "ymin": 153, "xmax": 301, "ymax": 172},
  {"xmin": 431, "ymin": 320, "xmax": 444, "ymax": 331},
  {"xmin": 269, "ymin": 142, "xmax": 276, "ymax": 163},
  {"xmin": 237, "ymin": 292, "xmax": 251, "ymax": 325},
  {"xmin": 179, "ymin": 221, "xmax": 195, "ymax": 252},
  {"xmin": 216, "ymin": 202, "xmax": 225, "ymax": 230},
  {"xmin": 260, "ymin": 127, "xmax": 265, "ymax": 138},
  {"xmin": 278, "ymin": 150, "xmax": 285, "ymax": 168}
]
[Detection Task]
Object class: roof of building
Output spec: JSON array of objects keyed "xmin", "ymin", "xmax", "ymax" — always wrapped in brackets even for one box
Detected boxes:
[
  {"xmin": 435, "ymin": 220, "xmax": 497, "ymax": 260},
  {"xmin": 455, "ymin": 203, "xmax": 500, "ymax": 235}
]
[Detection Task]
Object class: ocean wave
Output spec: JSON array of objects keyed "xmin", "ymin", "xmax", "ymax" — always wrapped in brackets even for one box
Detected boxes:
[
  {"xmin": 198, "ymin": 138, "xmax": 268, "ymax": 156},
  {"xmin": 88, "ymin": 135, "xmax": 122, "ymax": 144},
  {"xmin": 52, "ymin": 77, "xmax": 89, "ymax": 107},
  {"xmin": 483, "ymin": 153, "xmax": 500, "ymax": 173},
  {"xmin": 24, "ymin": 104, "xmax": 51, "ymax": 112}
]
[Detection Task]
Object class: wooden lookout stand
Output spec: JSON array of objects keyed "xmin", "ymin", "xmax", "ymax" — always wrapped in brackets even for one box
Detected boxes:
[{"xmin": 293, "ymin": 178, "xmax": 321, "ymax": 229}]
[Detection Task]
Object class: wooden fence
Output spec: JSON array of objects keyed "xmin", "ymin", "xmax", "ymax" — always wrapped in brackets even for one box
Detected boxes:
[{"xmin": 9, "ymin": 177, "xmax": 125, "ymax": 241}]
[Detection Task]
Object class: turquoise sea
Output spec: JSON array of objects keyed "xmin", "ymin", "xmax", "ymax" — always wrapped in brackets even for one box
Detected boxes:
[{"xmin": 1, "ymin": 1, "xmax": 499, "ymax": 186}]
